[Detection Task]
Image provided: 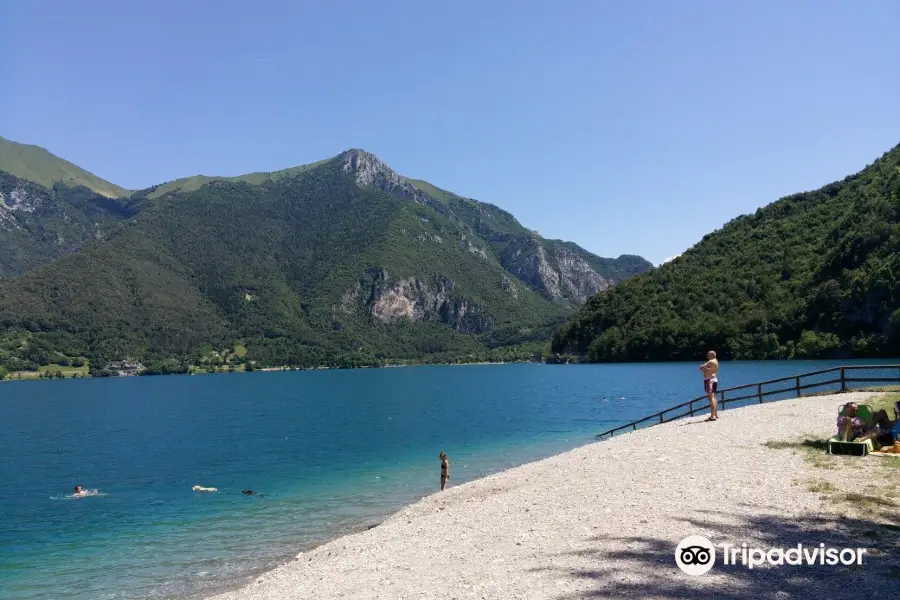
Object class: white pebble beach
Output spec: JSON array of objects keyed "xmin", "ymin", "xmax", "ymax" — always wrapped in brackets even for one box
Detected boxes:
[{"xmin": 210, "ymin": 391, "xmax": 900, "ymax": 600}]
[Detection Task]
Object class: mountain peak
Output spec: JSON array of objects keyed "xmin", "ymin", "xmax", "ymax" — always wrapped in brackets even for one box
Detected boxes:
[
  {"xmin": 339, "ymin": 149, "xmax": 405, "ymax": 188},
  {"xmin": 338, "ymin": 148, "xmax": 429, "ymax": 204}
]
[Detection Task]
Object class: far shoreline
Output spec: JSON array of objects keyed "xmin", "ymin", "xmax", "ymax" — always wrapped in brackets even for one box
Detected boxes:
[
  {"xmin": 0, "ymin": 358, "xmax": 538, "ymax": 383},
  {"xmin": 4, "ymin": 355, "xmax": 895, "ymax": 384}
]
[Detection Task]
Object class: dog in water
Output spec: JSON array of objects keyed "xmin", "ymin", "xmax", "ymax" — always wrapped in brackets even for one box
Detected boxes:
[{"xmin": 192, "ymin": 485, "xmax": 218, "ymax": 492}]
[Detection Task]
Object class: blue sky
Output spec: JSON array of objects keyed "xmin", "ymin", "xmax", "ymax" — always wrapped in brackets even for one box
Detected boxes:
[{"xmin": 1, "ymin": 0, "xmax": 898, "ymax": 265}]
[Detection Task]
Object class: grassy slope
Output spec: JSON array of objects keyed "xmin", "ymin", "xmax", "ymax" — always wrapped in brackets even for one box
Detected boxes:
[
  {"xmin": 0, "ymin": 136, "xmax": 129, "ymax": 198},
  {"xmin": 144, "ymin": 159, "xmax": 330, "ymax": 198},
  {"xmin": 408, "ymin": 179, "xmax": 458, "ymax": 204},
  {"xmin": 409, "ymin": 178, "xmax": 534, "ymax": 234}
]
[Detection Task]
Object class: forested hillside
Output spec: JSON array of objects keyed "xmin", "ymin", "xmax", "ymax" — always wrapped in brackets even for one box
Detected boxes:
[
  {"xmin": 0, "ymin": 147, "xmax": 650, "ymax": 374},
  {"xmin": 552, "ymin": 143, "xmax": 900, "ymax": 361}
]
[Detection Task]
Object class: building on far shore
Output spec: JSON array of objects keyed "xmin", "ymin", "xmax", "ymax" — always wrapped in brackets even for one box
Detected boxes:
[{"xmin": 104, "ymin": 360, "xmax": 147, "ymax": 377}]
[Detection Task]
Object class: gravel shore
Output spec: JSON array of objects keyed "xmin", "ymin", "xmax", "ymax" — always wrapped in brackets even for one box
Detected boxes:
[{"xmin": 210, "ymin": 392, "xmax": 900, "ymax": 600}]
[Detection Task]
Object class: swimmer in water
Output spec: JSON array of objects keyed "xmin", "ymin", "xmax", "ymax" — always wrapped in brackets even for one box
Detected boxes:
[
  {"xmin": 73, "ymin": 485, "xmax": 85, "ymax": 495},
  {"xmin": 192, "ymin": 485, "xmax": 218, "ymax": 492},
  {"xmin": 242, "ymin": 489, "xmax": 255, "ymax": 495}
]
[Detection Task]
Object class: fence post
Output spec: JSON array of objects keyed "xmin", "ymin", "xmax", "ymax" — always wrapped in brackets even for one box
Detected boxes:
[
  {"xmin": 840, "ymin": 367, "xmax": 847, "ymax": 392},
  {"xmin": 720, "ymin": 390, "xmax": 726, "ymax": 408},
  {"xmin": 795, "ymin": 376, "xmax": 801, "ymax": 398},
  {"xmin": 758, "ymin": 383, "xmax": 763, "ymax": 403},
  {"xmin": 689, "ymin": 401, "xmax": 694, "ymax": 416}
]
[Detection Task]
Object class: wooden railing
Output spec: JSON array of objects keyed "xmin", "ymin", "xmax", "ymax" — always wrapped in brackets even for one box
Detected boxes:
[{"xmin": 595, "ymin": 364, "xmax": 900, "ymax": 440}]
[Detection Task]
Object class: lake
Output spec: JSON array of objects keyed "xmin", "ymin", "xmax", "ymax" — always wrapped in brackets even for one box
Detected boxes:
[{"xmin": 1, "ymin": 359, "xmax": 895, "ymax": 599}]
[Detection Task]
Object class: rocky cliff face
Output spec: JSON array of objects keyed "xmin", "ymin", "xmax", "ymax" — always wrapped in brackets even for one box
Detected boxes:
[
  {"xmin": 553, "ymin": 243, "xmax": 616, "ymax": 303},
  {"xmin": 342, "ymin": 150, "xmax": 422, "ymax": 201},
  {"xmin": 335, "ymin": 268, "xmax": 491, "ymax": 333},
  {"xmin": 340, "ymin": 150, "xmax": 459, "ymax": 223},
  {"xmin": 499, "ymin": 237, "xmax": 614, "ymax": 305},
  {"xmin": 0, "ymin": 172, "xmax": 129, "ymax": 277},
  {"xmin": 0, "ymin": 183, "xmax": 42, "ymax": 229}
]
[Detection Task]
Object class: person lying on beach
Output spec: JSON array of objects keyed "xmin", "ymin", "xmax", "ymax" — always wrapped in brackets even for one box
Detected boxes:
[
  {"xmin": 440, "ymin": 452, "xmax": 450, "ymax": 491},
  {"xmin": 192, "ymin": 485, "xmax": 218, "ymax": 492},
  {"xmin": 877, "ymin": 441, "xmax": 900, "ymax": 454},
  {"xmin": 856, "ymin": 409, "xmax": 896, "ymax": 446}
]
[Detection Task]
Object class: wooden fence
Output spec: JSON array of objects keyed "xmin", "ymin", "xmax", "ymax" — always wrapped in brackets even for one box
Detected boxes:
[{"xmin": 595, "ymin": 364, "xmax": 900, "ymax": 440}]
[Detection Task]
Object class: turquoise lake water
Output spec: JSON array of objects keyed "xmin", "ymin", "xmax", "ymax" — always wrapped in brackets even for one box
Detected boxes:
[{"xmin": 2, "ymin": 360, "xmax": 897, "ymax": 599}]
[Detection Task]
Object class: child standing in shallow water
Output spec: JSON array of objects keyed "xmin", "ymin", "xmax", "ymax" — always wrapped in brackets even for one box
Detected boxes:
[{"xmin": 439, "ymin": 452, "xmax": 450, "ymax": 491}]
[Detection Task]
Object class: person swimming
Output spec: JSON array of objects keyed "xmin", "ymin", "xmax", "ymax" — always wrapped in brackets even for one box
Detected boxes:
[
  {"xmin": 242, "ymin": 489, "xmax": 255, "ymax": 495},
  {"xmin": 192, "ymin": 485, "xmax": 218, "ymax": 492},
  {"xmin": 73, "ymin": 485, "xmax": 85, "ymax": 495}
]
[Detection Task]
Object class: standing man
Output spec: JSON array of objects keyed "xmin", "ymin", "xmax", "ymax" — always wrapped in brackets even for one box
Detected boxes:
[{"xmin": 700, "ymin": 350, "xmax": 719, "ymax": 421}]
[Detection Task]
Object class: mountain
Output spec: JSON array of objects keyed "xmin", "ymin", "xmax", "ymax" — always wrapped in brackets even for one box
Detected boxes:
[
  {"xmin": 404, "ymin": 177, "xmax": 649, "ymax": 306},
  {"xmin": 551, "ymin": 143, "xmax": 900, "ymax": 362},
  {"xmin": 0, "ymin": 136, "xmax": 130, "ymax": 198},
  {"xmin": 0, "ymin": 146, "xmax": 651, "ymax": 373}
]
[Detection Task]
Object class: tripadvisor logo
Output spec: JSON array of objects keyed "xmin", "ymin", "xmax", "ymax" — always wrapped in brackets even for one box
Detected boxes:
[
  {"xmin": 675, "ymin": 535, "xmax": 716, "ymax": 576},
  {"xmin": 675, "ymin": 536, "xmax": 868, "ymax": 575}
]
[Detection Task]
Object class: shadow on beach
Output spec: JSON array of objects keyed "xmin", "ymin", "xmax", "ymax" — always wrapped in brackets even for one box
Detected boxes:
[{"xmin": 534, "ymin": 507, "xmax": 900, "ymax": 600}]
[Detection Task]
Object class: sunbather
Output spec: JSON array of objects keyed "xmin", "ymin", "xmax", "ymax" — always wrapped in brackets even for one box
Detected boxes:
[
  {"xmin": 836, "ymin": 402, "xmax": 864, "ymax": 441},
  {"xmin": 877, "ymin": 441, "xmax": 900, "ymax": 454},
  {"xmin": 856, "ymin": 409, "xmax": 897, "ymax": 446}
]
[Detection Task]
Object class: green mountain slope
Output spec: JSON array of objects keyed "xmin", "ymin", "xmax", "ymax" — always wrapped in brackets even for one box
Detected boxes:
[
  {"xmin": 551, "ymin": 143, "xmax": 900, "ymax": 361},
  {"xmin": 409, "ymin": 177, "xmax": 649, "ymax": 304},
  {"xmin": 0, "ymin": 136, "xmax": 129, "ymax": 198},
  {"xmin": 0, "ymin": 149, "xmax": 650, "ymax": 372},
  {"xmin": 141, "ymin": 159, "xmax": 330, "ymax": 199}
]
